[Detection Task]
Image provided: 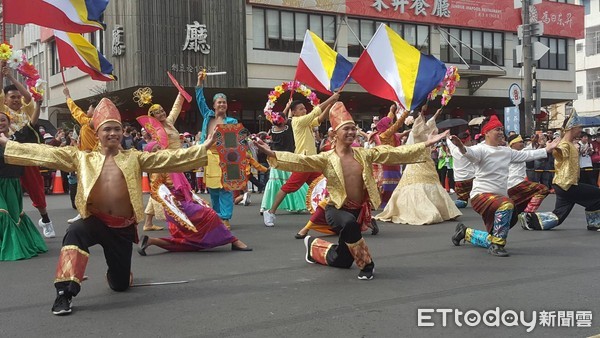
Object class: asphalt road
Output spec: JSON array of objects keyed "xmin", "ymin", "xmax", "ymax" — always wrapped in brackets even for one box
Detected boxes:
[{"xmin": 2, "ymin": 193, "xmax": 599, "ymax": 337}]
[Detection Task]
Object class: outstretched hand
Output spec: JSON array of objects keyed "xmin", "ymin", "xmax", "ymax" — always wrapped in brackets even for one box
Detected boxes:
[
  {"xmin": 448, "ymin": 135, "xmax": 467, "ymax": 154},
  {"xmin": 545, "ymin": 135, "xmax": 561, "ymax": 153},
  {"xmin": 424, "ymin": 129, "xmax": 450, "ymax": 148},
  {"xmin": 253, "ymin": 138, "xmax": 275, "ymax": 157},
  {"xmin": 196, "ymin": 69, "xmax": 207, "ymax": 86},
  {"xmin": 202, "ymin": 132, "xmax": 215, "ymax": 149}
]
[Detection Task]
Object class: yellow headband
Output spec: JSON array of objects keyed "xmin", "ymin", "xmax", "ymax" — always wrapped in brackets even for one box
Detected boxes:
[
  {"xmin": 148, "ymin": 104, "xmax": 162, "ymax": 116},
  {"xmin": 509, "ymin": 135, "xmax": 523, "ymax": 146}
]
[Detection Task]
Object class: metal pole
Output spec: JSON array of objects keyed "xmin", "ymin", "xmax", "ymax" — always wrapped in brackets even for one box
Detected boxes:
[{"xmin": 522, "ymin": 0, "xmax": 535, "ymax": 136}]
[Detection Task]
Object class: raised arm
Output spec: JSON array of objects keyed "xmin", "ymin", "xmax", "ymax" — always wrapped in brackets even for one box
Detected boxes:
[
  {"xmin": 195, "ymin": 70, "xmax": 212, "ymax": 118},
  {"xmin": 380, "ymin": 110, "xmax": 409, "ymax": 139},
  {"xmin": 64, "ymin": 86, "xmax": 92, "ymax": 126},
  {"xmin": 166, "ymin": 93, "xmax": 184, "ymax": 124},
  {"xmin": 3, "ymin": 65, "xmax": 32, "ymax": 104},
  {"xmin": 316, "ymin": 93, "xmax": 340, "ymax": 124},
  {"xmin": 31, "ymin": 99, "xmax": 41, "ymax": 126}
]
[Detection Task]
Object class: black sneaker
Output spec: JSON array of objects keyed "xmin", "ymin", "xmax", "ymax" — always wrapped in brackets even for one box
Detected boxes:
[
  {"xmin": 358, "ymin": 262, "xmax": 375, "ymax": 280},
  {"xmin": 488, "ymin": 244, "xmax": 509, "ymax": 257},
  {"xmin": 451, "ymin": 223, "xmax": 466, "ymax": 246},
  {"xmin": 304, "ymin": 236, "xmax": 316, "ymax": 264},
  {"xmin": 51, "ymin": 290, "xmax": 72, "ymax": 315},
  {"xmin": 370, "ymin": 219, "xmax": 379, "ymax": 236},
  {"xmin": 587, "ymin": 226, "xmax": 600, "ymax": 231}
]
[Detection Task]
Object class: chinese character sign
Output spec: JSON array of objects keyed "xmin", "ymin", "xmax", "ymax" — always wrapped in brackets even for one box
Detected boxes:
[
  {"xmin": 345, "ymin": 0, "xmax": 583, "ymax": 39},
  {"xmin": 111, "ymin": 25, "xmax": 125, "ymax": 56},
  {"xmin": 504, "ymin": 106, "xmax": 520, "ymax": 134},
  {"xmin": 182, "ymin": 21, "xmax": 211, "ymax": 54}
]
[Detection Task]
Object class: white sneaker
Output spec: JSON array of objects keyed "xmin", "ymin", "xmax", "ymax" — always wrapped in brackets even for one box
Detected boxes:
[
  {"xmin": 67, "ymin": 214, "xmax": 82, "ymax": 224},
  {"xmin": 244, "ymin": 192, "xmax": 252, "ymax": 206},
  {"xmin": 38, "ymin": 219, "xmax": 56, "ymax": 238},
  {"xmin": 449, "ymin": 189, "xmax": 455, "ymax": 194},
  {"xmin": 263, "ymin": 210, "xmax": 276, "ymax": 227},
  {"xmin": 241, "ymin": 192, "xmax": 249, "ymax": 206}
]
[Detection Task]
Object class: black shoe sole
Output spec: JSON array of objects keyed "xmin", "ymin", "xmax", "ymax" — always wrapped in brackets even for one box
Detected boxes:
[
  {"xmin": 52, "ymin": 308, "xmax": 72, "ymax": 315},
  {"xmin": 451, "ymin": 223, "xmax": 466, "ymax": 246}
]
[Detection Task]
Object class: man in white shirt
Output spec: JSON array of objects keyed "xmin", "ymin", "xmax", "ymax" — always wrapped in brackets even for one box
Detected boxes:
[
  {"xmin": 449, "ymin": 116, "xmax": 559, "ymax": 257},
  {"xmin": 447, "ymin": 131, "xmax": 475, "ymax": 208},
  {"xmin": 505, "ymin": 134, "xmax": 550, "ymax": 226}
]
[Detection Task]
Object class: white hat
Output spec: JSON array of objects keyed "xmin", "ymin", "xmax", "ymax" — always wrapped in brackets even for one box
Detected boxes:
[{"xmin": 43, "ymin": 133, "xmax": 53, "ymax": 140}]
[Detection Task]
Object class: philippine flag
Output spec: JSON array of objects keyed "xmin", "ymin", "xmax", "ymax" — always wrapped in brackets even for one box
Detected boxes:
[
  {"xmin": 295, "ymin": 30, "xmax": 353, "ymax": 95},
  {"xmin": 54, "ymin": 30, "xmax": 116, "ymax": 81},
  {"xmin": 349, "ymin": 24, "xmax": 447, "ymax": 111}
]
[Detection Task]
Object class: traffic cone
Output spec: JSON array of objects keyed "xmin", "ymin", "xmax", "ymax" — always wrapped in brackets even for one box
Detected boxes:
[
  {"xmin": 52, "ymin": 170, "xmax": 65, "ymax": 194},
  {"xmin": 142, "ymin": 172, "xmax": 151, "ymax": 193}
]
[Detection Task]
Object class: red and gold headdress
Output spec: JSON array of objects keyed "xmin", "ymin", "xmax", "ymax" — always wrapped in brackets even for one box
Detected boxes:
[
  {"xmin": 330, "ymin": 102, "xmax": 354, "ymax": 131},
  {"xmin": 92, "ymin": 98, "xmax": 121, "ymax": 132}
]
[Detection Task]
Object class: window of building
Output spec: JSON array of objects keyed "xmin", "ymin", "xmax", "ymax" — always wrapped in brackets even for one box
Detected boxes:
[
  {"xmin": 536, "ymin": 37, "xmax": 567, "ymax": 70},
  {"xmin": 253, "ymin": 7, "xmax": 336, "ymax": 53},
  {"xmin": 346, "ymin": 18, "xmax": 430, "ymax": 57},
  {"xmin": 440, "ymin": 27, "xmax": 504, "ymax": 66},
  {"xmin": 50, "ymin": 40, "xmax": 60, "ymax": 75},
  {"xmin": 577, "ymin": 86, "xmax": 583, "ymax": 95},
  {"xmin": 582, "ymin": 0, "xmax": 591, "ymax": 15},
  {"xmin": 586, "ymin": 69, "xmax": 600, "ymax": 99},
  {"xmin": 585, "ymin": 27, "xmax": 600, "ymax": 56},
  {"xmin": 577, "ymin": 43, "xmax": 584, "ymax": 52}
]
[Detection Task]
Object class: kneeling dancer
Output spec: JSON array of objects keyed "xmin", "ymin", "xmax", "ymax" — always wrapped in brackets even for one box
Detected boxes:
[
  {"xmin": 519, "ymin": 112, "xmax": 600, "ymax": 231},
  {"xmin": 449, "ymin": 116, "xmax": 558, "ymax": 257},
  {"xmin": 0, "ymin": 98, "xmax": 213, "ymax": 315},
  {"xmin": 255, "ymin": 102, "xmax": 448, "ymax": 279}
]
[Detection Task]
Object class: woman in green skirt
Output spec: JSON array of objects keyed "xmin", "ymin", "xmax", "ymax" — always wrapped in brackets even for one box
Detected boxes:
[
  {"xmin": 260, "ymin": 112, "xmax": 308, "ymax": 214},
  {"xmin": 0, "ymin": 108, "xmax": 47, "ymax": 261}
]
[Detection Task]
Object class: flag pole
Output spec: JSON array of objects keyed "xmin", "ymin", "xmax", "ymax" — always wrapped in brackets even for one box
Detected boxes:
[
  {"xmin": 2, "ymin": 0, "xmax": 6, "ymax": 42},
  {"xmin": 60, "ymin": 67, "xmax": 67, "ymax": 87}
]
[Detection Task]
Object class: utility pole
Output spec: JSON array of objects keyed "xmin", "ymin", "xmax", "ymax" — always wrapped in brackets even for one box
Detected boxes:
[{"xmin": 521, "ymin": 0, "xmax": 535, "ymax": 136}]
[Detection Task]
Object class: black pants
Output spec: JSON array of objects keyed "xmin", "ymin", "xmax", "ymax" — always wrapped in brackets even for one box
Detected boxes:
[
  {"xmin": 69, "ymin": 183, "xmax": 77, "ymax": 209},
  {"xmin": 248, "ymin": 173, "xmax": 264, "ymax": 192},
  {"xmin": 55, "ymin": 216, "xmax": 136, "ymax": 296},
  {"xmin": 579, "ymin": 168, "xmax": 596, "ymax": 186},
  {"xmin": 323, "ymin": 206, "xmax": 363, "ymax": 268},
  {"xmin": 553, "ymin": 183, "xmax": 600, "ymax": 226},
  {"xmin": 437, "ymin": 167, "xmax": 455, "ymax": 189}
]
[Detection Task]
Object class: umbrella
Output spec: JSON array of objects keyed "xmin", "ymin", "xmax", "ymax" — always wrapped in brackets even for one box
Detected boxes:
[
  {"xmin": 136, "ymin": 115, "xmax": 168, "ymax": 149},
  {"xmin": 468, "ymin": 116, "xmax": 486, "ymax": 126},
  {"xmin": 436, "ymin": 118, "xmax": 468, "ymax": 129},
  {"xmin": 580, "ymin": 116, "xmax": 600, "ymax": 127},
  {"xmin": 36, "ymin": 119, "xmax": 57, "ymax": 135}
]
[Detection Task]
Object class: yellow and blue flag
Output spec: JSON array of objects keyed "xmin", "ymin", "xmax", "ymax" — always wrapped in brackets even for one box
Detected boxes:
[
  {"xmin": 349, "ymin": 24, "xmax": 447, "ymax": 110},
  {"xmin": 4, "ymin": 0, "xmax": 108, "ymax": 33},
  {"xmin": 54, "ymin": 30, "xmax": 116, "ymax": 81},
  {"xmin": 295, "ymin": 30, "xmax": 353, "ymax": 95}
]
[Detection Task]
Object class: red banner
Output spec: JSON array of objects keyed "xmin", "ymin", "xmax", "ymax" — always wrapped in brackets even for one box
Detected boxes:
[{"xmin": 345, "ymin": 0, "xmax": 584, "ymax": 39}]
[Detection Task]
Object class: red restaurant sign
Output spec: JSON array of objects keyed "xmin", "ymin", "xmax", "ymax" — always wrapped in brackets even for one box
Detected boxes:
[{"xmin": 345, "ymin": 0, "xmax": 584, "ymax": 39}]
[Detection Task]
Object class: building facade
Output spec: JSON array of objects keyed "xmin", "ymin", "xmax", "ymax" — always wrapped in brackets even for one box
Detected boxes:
[
  {"xmin": 3, "ymin": 0, "xmax": 585, "ymax": 134},
  {"xmin": 574, "ymin": 0, "xmax": 600, "ymax": 117}
]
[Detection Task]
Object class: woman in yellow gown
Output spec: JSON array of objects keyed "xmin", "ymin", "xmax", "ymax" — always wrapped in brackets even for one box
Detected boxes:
[{"xmin": 375, "ymin": 107, "xmax": 461, "ymax": 225}]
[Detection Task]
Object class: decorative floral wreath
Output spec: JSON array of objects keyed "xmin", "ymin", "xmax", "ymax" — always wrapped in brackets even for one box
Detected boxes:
[
  {"xmin": 0, "ymin": 43, "xmax": 45, "ymax": 101},
  {"xmin": 263, "ymin": 80, "xmax": 320, "ymax": 125},
  {"xmin": 133, "ymin": 87, "xmax": 153, "ymax": 107},
  {"xmin": 427, "ymin": 66, "xmax": 460, "ymax": 106}
]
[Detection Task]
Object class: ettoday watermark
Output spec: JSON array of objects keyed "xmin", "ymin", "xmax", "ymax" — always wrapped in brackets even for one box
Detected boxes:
[{"xmin": 417, "ymin": 308, "xmax": 592, "ymax": 332}]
